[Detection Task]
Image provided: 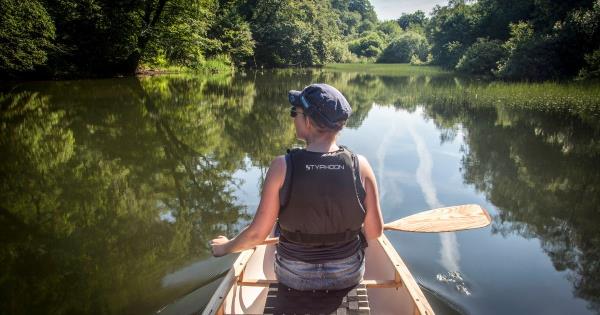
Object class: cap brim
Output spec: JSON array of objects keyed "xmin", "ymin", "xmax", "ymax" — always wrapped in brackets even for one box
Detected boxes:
[{"xmin": 288, "ymin": 90, "xmax": 302, "ymax": 107}]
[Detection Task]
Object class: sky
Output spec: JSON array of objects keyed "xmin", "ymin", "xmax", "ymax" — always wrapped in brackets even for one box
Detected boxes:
[{"xmin": 371, "ymin": 0, "xmax": 449, "ymax": 21}]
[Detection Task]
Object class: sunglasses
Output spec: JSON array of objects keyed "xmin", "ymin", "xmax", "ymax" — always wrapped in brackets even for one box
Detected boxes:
[{"xmin": 290, "ymin": 107, "xmax": 306, "ymax": 118}]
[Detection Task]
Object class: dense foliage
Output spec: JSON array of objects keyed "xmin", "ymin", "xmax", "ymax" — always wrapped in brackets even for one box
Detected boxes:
[
  {"xmin": 0, "ymin": 0, "xmax": 380, "ymax": 77},
  {"xmin": 0, "ymin": 0, "xmax": 55, "ymax": 75},
  {"xmin": 1, "ymin": 0, "xmax": 598, "ymax": 80},
  {"xmin": 348, "ymin": 32, "xmax": 386, "ymax": 58},
  {"xmin": 377, "ymin": 32, "xmax": 428, "ymax": 63},
  {"xmin": 455, "ymin": 38, "xmax": 506, "ymax": 75},
  {"xmin": 427, "ymin": 0, "xmax": 600, "ymax": 80},
  {"xmin": 251, "ymin": 0, "xmax": 341, "ymax": 66}
]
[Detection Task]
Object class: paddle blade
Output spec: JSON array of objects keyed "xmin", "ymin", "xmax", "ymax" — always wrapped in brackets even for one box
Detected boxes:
[{"xmin": 384, "ymin": 204, "xmax": 492, "ymax": 233}]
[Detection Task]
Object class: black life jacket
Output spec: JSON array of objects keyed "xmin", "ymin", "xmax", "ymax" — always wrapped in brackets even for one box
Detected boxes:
[{"xmin": 278, "ymin": 146, "xmax": 366, "ymax": 246}]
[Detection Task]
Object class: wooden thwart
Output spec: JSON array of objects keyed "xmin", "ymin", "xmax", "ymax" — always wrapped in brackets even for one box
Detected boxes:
[{"xmin": 238, "ymin": 279, "xmax": 403, "ymax": 288}]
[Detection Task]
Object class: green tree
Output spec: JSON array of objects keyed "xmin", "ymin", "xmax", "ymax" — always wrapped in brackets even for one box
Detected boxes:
[
  {"xmin": 207, "ymin": 6, "xmax": 255, "ymax": 65},
  {"xmin": 348, "ymin": 0, "xmax": 378, "ymax": 24},
  {"xmin": 494, "ymin": 22, "xmax": 561, "ymax": 80},
  {"xmin": 435, "ymin": 0, "xmax": 600, "ymax": 80},
  {"xmin": 578, "ymin": 49, "xmax": 600, "ymax": 79},
  {"xmin": 339, "ymin": 11, "xmax": 362, "ymax": 36},
  {"xmin": 377, "ymin": 32, "xmax": 429, "ymax": 63},
  {"xmin": 376, "ymin": 20, "xmax": 403, "ymax": 40},
  {"xmin": 456, "ymin": 38, "xmax": 506, "ymax": 75},
  {"xmin": 397, "ymin": 10, "xmax": 427, "ymax": 31},
  {"xmin": 42, "ymin": 0, "xmax": 161, "ymax": 75},
  {"xmin": 427, "ymin": 0, "xmax": 480, "ymax": 69},
  {"xmin": 3, "ymin": 0, "xmax": 253, "ymax": 77},
  {"xmin": 330, "ymin": 0, "xmax": 378, "ymax": 38},
  {"xmin": 348, "ymin": 32, "xmax": 386, "ymax": 58},
  {"xmin": 251, "ymin": 0, "xmax": 341, "ymax": 66},
  {"xmin": 474, "ymin": 0, "xmax": 535, "ymax": 40},
  {"xmin": 0, "ymin": 0, "xmax": 55, "ymax": 75},
  {"xmin": 143, "ymin": 0, "xmax": 217, "ymax": 69}
]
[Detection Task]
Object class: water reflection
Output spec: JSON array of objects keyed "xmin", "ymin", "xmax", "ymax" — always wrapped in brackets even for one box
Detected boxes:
[
  {"xmin": 0, "ymin": 75, "xmax": 292, "ymax": 314},
  {"xmin": 1, "ymin": 69, "xmax": 599, "ymax": 314},
  {"xmin": 427, "ymin": 104, "xmax": 600, "ymax": 312}
]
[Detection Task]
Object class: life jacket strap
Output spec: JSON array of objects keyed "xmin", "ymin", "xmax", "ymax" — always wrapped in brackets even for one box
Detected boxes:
[{"xmin": 280, "ymin": 227, "xmax": 363, "ymax": 245}]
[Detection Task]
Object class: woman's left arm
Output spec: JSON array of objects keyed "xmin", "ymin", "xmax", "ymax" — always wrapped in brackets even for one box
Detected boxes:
[
  {"xmin": 210, "ymin": 156, "xmax": 285, "ymax": 257},
  {"xmin": 358, "ymin": 155, "xmax": 384, "ymax": 240}
]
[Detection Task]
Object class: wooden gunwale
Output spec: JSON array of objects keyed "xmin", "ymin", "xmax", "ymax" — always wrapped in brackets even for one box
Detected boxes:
[
  {"xmin": 377, "ymin": 233, "xmax": 434, "ymax": 315},
  {"xmin": 202, "ymin": 249, "xmax": 255, "ymax": 315}
]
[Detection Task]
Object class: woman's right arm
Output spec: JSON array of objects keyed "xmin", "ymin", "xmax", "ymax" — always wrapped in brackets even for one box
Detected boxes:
[
  {"xmin": 210, "ymin": 156, "xmax": 285, "ymax": 256},
  {"xmin": 358, "ymin": 155, "xmax": 384, "ymax": 240}
]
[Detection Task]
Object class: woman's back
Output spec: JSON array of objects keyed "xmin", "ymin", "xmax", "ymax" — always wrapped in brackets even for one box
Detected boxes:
[
  {"xmin": 276, "ymin": 146, "xmax": 366, "ymax": 266},
  {"xmin": 210, "ymin": 83, "xmax": 384, "ymax": 291}
]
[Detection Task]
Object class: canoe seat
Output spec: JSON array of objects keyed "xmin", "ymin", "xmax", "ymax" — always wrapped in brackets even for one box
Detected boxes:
[{"xmin": 263, "ymin": 283, "xmax": 370, "ymax": 315}]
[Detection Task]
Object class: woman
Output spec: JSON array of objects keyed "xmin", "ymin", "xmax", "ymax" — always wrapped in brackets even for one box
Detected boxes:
[{"xmin": 210, "ymin": 83, "xmax": 383, "ymax": 291}]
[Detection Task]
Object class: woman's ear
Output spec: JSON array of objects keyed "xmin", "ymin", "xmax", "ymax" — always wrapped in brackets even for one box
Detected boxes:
[{"xmin": 304, "ymin": 115, "xmax": 312, "ymax": 130}]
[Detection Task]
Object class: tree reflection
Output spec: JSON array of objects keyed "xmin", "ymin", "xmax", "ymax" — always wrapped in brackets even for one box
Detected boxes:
[
  {"xmin": 2, "ymin": 69, "xmax": 598, "ymax": 314},
  {"xmin": 0, "ymin": 74, "xmax": 295, "ymax": 314},
  {"xmin": 420, "ymin": 97, "xmax": 600, "ymax": 312}
]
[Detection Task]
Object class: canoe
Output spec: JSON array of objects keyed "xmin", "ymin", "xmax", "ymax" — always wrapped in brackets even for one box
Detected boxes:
[{"xmin": 202, "ymin": 233, "xmax": 434, "ymax": 315}]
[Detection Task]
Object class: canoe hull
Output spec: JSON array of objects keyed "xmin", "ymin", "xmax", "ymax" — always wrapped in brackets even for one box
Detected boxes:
[{"xmin": 203, "ymin": 234, "xmax": 434, "ymax": 315}]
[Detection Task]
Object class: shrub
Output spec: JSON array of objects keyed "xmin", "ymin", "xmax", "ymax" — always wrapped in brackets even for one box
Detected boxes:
[
  {"xmin": 377, "ymin": 20, "xmax": 403, "ymax": 40},
  {"xmin": 201, "ymin": 54, "xmax": 233, "ymax": 73},
  {"xmin": 456, "ymin": 38, "xmax": 507, "ymax": 75},
  {"xmin": 377, "ymin": 32, "xmax": 429, "ymax": 63},
  {"xmin": 348, "ymin": 32, "xmax": 386, "ymax": 58},
  {"xmin": 578, "ymin": 49, "xmax": 600, "ymax": 79},
  {"xmin": 330, "ymin": 41, "xmax": 353, "ymax": 63},
  {"xmin": 495, "ymin": 22, "xmax": 562, "ymax": 80}
]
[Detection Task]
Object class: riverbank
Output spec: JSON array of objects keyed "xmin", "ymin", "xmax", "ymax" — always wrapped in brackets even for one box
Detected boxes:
[
  {"xmin": 323, "ymin": 63, "xmax": 600, "ymax": 115},
  {"xmin": 325, "ymin": 63, "xmax": 449, "ymax": 76},
  {"xmin": 136, "ymin": 56, "xmax": 235, "ymax": 76}
]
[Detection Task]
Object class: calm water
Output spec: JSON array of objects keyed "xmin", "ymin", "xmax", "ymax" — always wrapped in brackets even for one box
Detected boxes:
[{"xmin": 1, "ymin": 68, "xmax": 599, "ymax": 315}]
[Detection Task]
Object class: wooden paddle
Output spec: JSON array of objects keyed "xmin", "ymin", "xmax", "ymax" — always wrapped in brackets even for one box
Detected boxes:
[
  {"xmin": 261, "ymin": 204, "xmax": 491, "ymax": 245},
  {"xmin": 384, "ymin": 204, "xmax": 491, "ymax": 233}
]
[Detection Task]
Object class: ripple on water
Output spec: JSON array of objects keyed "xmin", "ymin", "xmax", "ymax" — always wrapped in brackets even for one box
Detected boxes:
[{"xmin": 436, "ymin": 271, "xmax": 471, "ymax": 296}]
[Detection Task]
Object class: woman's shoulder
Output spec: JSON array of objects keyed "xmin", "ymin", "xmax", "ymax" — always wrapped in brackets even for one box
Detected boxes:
[
  {"xmin": 265, "ymin": 155, "xmax": 287, "ymax": 189},
  {"xmin": 355, "ymin": 154, "xmax": 374, "ymax": 178},
  {"xmin": 355, "ymin": 154, "xmax": 370, "ymax": 167},
  {"xmin": 270, "ymin": 155, "xmax": 286, "ymax": 170}
]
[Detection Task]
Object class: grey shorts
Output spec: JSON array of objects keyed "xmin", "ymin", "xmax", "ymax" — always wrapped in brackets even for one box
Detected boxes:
[{"xmin": 274, "ymin": 250, "xmax": 365, "ymax": 291}]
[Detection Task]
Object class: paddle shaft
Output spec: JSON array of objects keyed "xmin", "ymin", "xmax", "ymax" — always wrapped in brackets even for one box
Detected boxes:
[{"xmin": 259, "ymin": 204, "xmax": 491, "ymax": 245}]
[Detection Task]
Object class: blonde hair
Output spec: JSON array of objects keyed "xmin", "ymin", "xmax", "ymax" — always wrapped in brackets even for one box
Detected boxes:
[{"xmin": 307, "ymin": 115, "xmax": 346, "ymax": 133}]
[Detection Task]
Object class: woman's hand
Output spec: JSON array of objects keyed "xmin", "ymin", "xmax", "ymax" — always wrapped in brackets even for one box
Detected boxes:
[{"xmin": 209, "ymin": 235, "xmax": 231, "ymax": 257}]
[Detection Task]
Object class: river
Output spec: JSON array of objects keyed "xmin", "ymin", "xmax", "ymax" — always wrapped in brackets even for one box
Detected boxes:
[{"xmin": 1, "ymin": 66, "xmax": 599, "ymax": 314}]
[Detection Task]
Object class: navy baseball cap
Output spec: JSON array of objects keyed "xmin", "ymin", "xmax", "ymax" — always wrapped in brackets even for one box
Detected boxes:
[{"xmin": 288, "ymin": 83, "xmax": 352, "ymax": 130}]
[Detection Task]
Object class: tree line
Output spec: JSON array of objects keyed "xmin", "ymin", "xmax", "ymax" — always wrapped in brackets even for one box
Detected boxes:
[
  {"xmin": 1, "ymin": 0, "xmax": 599, "ymax": 80},
  {"xmin": 426, "ymin": 0, "xmax": 600, "ymax": 80},
  {"xmin": 0, "ymin": 0, "xmax": 380, "ymax": 78}
]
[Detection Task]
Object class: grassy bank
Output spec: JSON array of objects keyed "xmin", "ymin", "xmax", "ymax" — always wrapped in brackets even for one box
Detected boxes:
[
  {"xmin": 414, "ymin": 80, "xmax": 600, "ymax": 117},
  {"xmin": 138, "ymin": 55, "xmax": 234, "ymax": 76},
  {"xmin": 325, "ymin": 63, "xmax": 449, "ymax": 76},
  {"xmin": 318, "ymin": 65, "xmax": 600, "ymax": 115}
]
